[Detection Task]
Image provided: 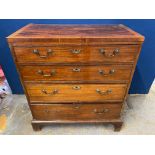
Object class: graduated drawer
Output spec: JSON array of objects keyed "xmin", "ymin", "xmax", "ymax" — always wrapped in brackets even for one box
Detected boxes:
[
  {"xmin": 14, "ymin": 45, "xmax": 139, "ymax": 64},
  {"xmin": 25, "ymin": 83, "xmax": 127, "ymax": 103},
  {"xmin": 19, "ymin": 65, "xmax": 132, "ymax": 83},
  {"xmin": 31, "ymin": 103, "xmax": 122, "ymax": 121}
]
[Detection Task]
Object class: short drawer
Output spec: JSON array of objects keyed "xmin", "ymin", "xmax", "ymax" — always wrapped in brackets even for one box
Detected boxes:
[
  {"xmin": 13, "ymin": 45, "xmax": 139, "ymax": 64},
  {"xmin": 19, "ymin": 65, "xmax": 132, "ymax": 83},
  {"xmin": 25, "ymin": 83, "xmax": 127, "ymax": 103},
  {"xmin": 31, "ymin": 103, "xmax": 122, "ymax": 121}
]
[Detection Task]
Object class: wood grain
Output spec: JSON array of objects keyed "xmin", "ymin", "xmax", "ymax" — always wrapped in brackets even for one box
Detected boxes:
[
  {"xmin": 13, "ymin": 45, "xmax": 139, "ymax": 64},
  {"xmin": 31, "ymin": 103, "xmax": 122, "ymax": 121},
  {"xmin": 25, "ymin": 83, "xmax": 127, "ymax": 103},
  {"xmin": 7, "ymin": 24, "xmax": 144, "ymax": 43},
  {"xmin": 19, "ymin": 64, "xmax": 132, "ymax": 82}
]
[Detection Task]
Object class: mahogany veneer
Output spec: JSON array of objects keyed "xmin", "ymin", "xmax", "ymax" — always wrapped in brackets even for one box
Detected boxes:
[{"xmin": 7, "ymin": 24, "xmax": 144, "ymax": 131}]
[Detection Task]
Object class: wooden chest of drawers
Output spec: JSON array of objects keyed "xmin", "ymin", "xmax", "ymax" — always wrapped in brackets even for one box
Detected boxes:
[{"xmin": 7, "ymin": 24, "xmax": 144, "ymax": 131}]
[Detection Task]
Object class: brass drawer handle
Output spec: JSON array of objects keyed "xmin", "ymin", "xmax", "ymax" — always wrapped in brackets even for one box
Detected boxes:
[
  {"xmin": 73, "ymin": 103, "xmax": 81, "ymax": 109},
  {"xmin": 99, "ymin": 48, "xmax": 119, "ymax": 57},
  {"xmin": 72, "ymin": 68, "xmax": 81, "ymax": 72},
  {"xmin": 94, "ymin": 108, "xmax": 109, "ymax": 114},
  {"xmin": 72, "ymin": 86, "xmax": 81, "ymax": 90},
  {"xmin": 45, "ymin": 110, "xmax": 49, "ymax": 113},
  {"xmin": 37, "ymin": 69, "xmax": 56, "ymax": 77},
  {"xmin": 42, "ymin": 89, "xmax": 58, "ymax": 95},
  {"xmin": 96, "ymin": 89, "xmax": 112, "ymax": 95},
  {"xmin": 71, "ymin": 49, "xmax": 81, "ymax": 54},
  {"xmin": 33, "ymin": 49, "xmax": 52, "ymax": 58},
  {"xmin": 99, "ymin": 69, "xmax": 115, "ymax": 76},
  {"xmin": 45, "ymin": 110, "xmax": 60, "ymax": 113}
]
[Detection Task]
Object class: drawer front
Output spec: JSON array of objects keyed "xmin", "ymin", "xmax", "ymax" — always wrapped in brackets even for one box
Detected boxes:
[
  {"xmin": 19, "ymin": 65, "xmax": 132, "ymax": 82},
  {"xmin": 14, "ymin": 45, "xmax": 138, "ymax": 63},
  {"xmin": 31, "ymin": 103, "xmax": 122, "ymax": 121},
  {"xmin": 25, "ymin": 84, "xmax": 127, "ymax": 103}
]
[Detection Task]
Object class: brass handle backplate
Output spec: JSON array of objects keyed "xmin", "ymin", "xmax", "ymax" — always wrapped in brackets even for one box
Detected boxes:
[
  {"xmin": 37, "ymin": 69, "xmax": 56, "ymax": 77},
  {"xmin": 42, "ymin": 89, "xmax": 58, "ymax": 95},
  {"xmin": 72, "ymin": 68, "xmax": 81, "ymax": 72},
  {"xmin": 94, "ymin": 108, "xmax": 109, "ymax": 114},
  {"xmin": 99, "ymin": 69, "xmax": 115, "ymax": 76},
  {"xmin": 96, "ymin": 89, "xmax": 112, "ymax": 95},
  {"xmin": 45, "ymin": 110, "xmax": 50, "ymax": 113},
  {"xmin": 33, "ymin": 49, "xmax": 52, "ymax": 58},
  {"xmin": 73, "ymin": 103, "xmax": 81, "ymax": 109},
  {"xmin": 72, "ymin": 86, "xmax": 81, "ymax": 90},
  {"xmin": 99, "ymin": 48, "xmax": 119, "ymax": 57},
  {"xmin": 45, "ymin": 109, "xmax": 60, "ymax": 113},
  {"xmin": 71, "ymin": 49, "xmax": 81, "ymax": 54}
]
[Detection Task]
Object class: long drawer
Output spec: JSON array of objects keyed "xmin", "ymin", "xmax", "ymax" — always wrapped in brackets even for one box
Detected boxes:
[
  {"xmin": 13, "ymin": 45, "xmax": 139, "ymax": 64},
  {"xmin": 25, "ymin": 83, "xmax": 127, "ymax": 103},
  {"xmin": 31, "ymin": 103, "xmax": 122, "ymax": 121},
  {"xmin": 19, "ymin": 65, "xmax": 132, "ymax": 82}
]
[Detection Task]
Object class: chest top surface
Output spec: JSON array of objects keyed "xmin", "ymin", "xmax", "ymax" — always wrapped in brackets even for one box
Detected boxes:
[{"xmin": 7, "ymin": 24, "xmax": 144, "ymax": 43}]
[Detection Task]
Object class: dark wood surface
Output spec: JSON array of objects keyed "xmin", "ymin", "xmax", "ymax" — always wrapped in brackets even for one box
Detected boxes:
[
  {"xmin": 7, "ymin": 24, "xmax": 144, "ymax": 131},
  {"xmin": 7, "ymin": 24, "xmax": 144, "ymax": 43}
]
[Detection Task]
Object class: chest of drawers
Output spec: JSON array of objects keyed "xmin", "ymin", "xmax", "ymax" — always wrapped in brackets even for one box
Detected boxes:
[{"xmin": 7, "ymin": 24, "xmax": 144, "ymax": 131}]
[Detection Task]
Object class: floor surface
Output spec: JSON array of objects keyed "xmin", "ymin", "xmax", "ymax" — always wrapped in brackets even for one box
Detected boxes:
[{"xmin": 0, "ymin": 84, "xmax": 155, "ymax": 135}]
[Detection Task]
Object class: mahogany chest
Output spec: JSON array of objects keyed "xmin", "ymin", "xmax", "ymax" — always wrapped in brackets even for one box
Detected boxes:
[{"xmin": 7, "ymin": 24, "xmax": 144, "ymax": 131}]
